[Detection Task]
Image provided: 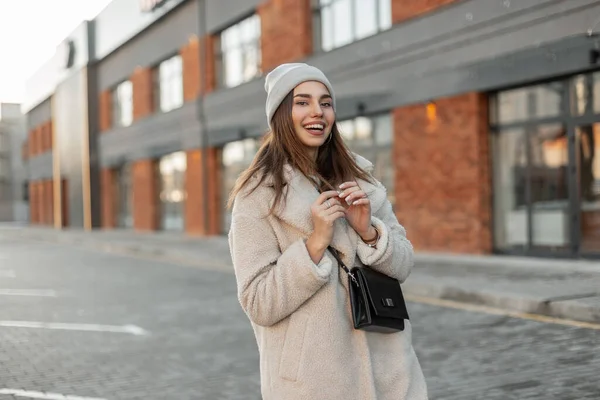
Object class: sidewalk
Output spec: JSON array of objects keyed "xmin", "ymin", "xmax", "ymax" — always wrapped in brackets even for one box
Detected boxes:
[{"xmin": 5, "ymin": 225, "xmax": 600, "ymax": 324}]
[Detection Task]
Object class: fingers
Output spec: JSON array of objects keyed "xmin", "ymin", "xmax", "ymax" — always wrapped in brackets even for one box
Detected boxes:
[
  {"xmin": 338, "ymin": 181, "xmax": 368, "ymax": 206},
  {"xmin": 316, "ymin": 190, "xmax": 342, "ymax": 205}
]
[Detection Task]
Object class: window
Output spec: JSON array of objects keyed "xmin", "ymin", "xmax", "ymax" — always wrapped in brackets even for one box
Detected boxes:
[
  {"xmin": 216, "ymin": 14, "xmax": 261, "ymax": 88},
  {"xmin": 338, "ymin": 114, "xmax": 394, "ymax": 206},
  {"xmin": 158, "ymin": 151, "xmax": 187, "ymax": 231},
  {"xmin": 112, "ymin": 80, "xmax": 133, "ymax": 128},
  {"xmin": 315, "ymin": 0, "xmax": 391, "ymax": 52},
  {"xmin": 154, "ymin": 55, "xmax": 183, "ymax": 113},
  {"xmin": 221, "ymin": 138, "xmax": 261, "ymax": 232}
]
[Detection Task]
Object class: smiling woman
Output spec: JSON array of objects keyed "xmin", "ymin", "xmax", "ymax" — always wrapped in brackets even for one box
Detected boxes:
[{"xmin": 226, "ymin": 63, "xmax": 427, "ymax": 400}]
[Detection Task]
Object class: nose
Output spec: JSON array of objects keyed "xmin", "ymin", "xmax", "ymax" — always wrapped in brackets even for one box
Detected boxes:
[{"xmin": 310, "ymin": 101, "xmax": 324, "ymax": 117}]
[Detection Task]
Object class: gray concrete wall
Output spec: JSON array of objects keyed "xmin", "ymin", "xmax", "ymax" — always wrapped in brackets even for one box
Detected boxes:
[{"xmin": 0, "ymin": 104, "xmax": 28, "ymax": 222}]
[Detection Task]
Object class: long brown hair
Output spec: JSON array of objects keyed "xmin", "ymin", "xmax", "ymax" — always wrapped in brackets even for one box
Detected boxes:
[{"xmin": 227, "ymin": 90, "xmax": 372, "ymax": 213}]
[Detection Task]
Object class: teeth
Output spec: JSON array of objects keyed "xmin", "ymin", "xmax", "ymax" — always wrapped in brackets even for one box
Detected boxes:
[{"xmin": 305, "ymin": 124, "xmax": 324, "ymax": 130}]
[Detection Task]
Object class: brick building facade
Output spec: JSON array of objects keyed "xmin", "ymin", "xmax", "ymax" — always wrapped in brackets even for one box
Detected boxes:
[{"xmin": 22, "ymin": 0, "xmax": 600, "ymax": 258}]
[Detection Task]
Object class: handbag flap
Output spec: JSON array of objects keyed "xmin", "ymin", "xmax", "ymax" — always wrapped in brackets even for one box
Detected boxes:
[{"xmin": 354, "ymin": 267, "xmax": 409, "ymax": 320}]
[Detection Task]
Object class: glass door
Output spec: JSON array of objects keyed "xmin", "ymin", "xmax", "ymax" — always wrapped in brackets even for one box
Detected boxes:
[
  {"xmin": 575, "ymin": 124, "xmax": 600, "ymax": 254},
  {"xmin": 528, "ymin": 124, "xmax": 571, "ymax": 253}
]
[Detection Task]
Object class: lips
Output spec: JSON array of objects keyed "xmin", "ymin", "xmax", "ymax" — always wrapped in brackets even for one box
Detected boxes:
[{"xmin": 303, "ymin": 123, "xmax": 326, "ymax": 136}]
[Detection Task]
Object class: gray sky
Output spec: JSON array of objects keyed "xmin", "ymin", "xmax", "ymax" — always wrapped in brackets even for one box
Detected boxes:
[{"xmin": 0, "ymin": 0, "xmax": 113, "ymax": 104}]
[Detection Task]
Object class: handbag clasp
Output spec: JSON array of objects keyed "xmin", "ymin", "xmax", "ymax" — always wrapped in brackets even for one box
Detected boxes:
[{"xmin": 382, "ymin": 298, "xmax": 395, "ymax": 307}]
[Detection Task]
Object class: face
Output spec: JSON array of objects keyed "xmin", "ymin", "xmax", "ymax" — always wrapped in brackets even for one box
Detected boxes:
[{"xmin": 291, "ymin": 81, "xmax": 335, "ymax": 152}]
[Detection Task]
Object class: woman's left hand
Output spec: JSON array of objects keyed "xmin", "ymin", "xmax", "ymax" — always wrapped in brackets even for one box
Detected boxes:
[{"xmin": 338, "ymin": 181, "xmax": 373, "ymax": 239}]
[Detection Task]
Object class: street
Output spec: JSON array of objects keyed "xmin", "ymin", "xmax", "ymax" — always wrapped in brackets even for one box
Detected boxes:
[{"xmin": 0, "ymin": 233, "xmax": 598, "ymax": 400}]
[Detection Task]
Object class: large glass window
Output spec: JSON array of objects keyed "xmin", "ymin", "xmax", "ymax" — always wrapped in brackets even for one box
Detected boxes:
[
  {"xmin": 154, "ymin": 55, "xmax": 183, "ymax": 113},
  {"xmin": 338, "ymin": 114, "xmax": 394, "ymax": 207},
  {"xmin": 158, "ymin": 151, "xmax": 187, "ymax": 231},
  {"xmin": 221, "ymin": 138, "xmax": 261, "ymax": 232},
  {"xmin": 315, "ymin": 0, "xmax": 391, "ymax": 52},
  {"xmin": 216, "ymin": 15, "xmax": 261, "ymax": 88},
  {"xmin": 492, "ymin": 75, "xmax": 600, "ymax": 257},
  {"xmin": 112, "ymin": 80, "xmax": 133, "ymax": 128},
  {"xmin": 116, "ymin": 164, "xmax": 133, "ymax": 228}
]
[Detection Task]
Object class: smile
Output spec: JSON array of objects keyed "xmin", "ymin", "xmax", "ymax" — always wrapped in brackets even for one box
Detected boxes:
[{"xmin": 303, "ymin": 123, "xmax": 325, "ymax": 136}]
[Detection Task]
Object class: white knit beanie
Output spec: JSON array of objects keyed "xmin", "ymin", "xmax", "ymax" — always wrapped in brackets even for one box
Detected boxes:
[{"xmin": 264, "ymin": 63, "xmax": 336, "ymax": 128}]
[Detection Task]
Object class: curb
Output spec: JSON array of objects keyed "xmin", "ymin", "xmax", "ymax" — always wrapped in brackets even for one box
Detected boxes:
[{"xmin": 403, "ymin": 282, "xmax": 600, "ymax": 324}]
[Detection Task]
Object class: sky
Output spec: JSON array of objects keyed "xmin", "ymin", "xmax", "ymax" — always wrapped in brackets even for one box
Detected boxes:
[{"xmin": 0, "ymin": 0, "xmax": 113, "ymax": 104}]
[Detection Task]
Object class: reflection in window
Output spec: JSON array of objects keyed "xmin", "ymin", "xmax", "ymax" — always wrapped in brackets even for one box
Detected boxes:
[
  {"xmin": 158, "ymin": 152, "xmax": 187, "ymax": 231},
  {"xmin": 216, "ymin": 15, "xmax": 261, "ymax": 88},
  {"xmin": 317, "ymin": 0, "xmax": 391, "ymax": 52},
  {"xmin": 495, "ymin": 82, "xmax": 564, "ymax": 125},
  {"xmin": 116, "ymin": 164, "xmax": 133, "ymax": 228},
  {"xmin": 112, "ymin": 80, "xmax": 133, "ymax": 127},
  {"xmin": 338, "ymin": 114, "xmax": 394, "ymax": 207},
  {"xmin": 492, "ymin": 128, "xmax": 528, "ymax": 248},
  {"xmin": 221, "ymin": 138, "xmax": 261, "ymax": 232},
  {"xmin": 154, "ymin": 55, "xmax": 183, "ymax": 113}
]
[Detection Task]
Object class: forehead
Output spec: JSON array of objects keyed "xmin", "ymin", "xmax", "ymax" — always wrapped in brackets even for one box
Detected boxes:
[{"xmin": 293, "ymin": 81, "xmax": 330, "ymax": 96}]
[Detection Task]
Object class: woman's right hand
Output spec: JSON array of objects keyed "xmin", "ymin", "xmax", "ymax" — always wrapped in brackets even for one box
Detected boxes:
[{"xmin": 306, "ymin": 191, "xmax": 346, "ymax": 264}]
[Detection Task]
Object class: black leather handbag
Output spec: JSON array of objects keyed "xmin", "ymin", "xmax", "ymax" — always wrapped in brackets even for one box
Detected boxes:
[{"xmin": 328, "ymin": 247, "xmax": 409, "ymax": 333}]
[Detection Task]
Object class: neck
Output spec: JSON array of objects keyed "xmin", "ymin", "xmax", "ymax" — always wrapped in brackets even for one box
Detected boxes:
[{"xmin": 306, "ymin": 147, "xmax": 318, "ymax": 163}]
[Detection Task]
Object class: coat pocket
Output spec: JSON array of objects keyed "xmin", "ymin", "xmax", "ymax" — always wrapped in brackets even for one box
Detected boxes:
[{"xmin": 278, "ymin": 313, "xmax": 309, "ymax": 382}]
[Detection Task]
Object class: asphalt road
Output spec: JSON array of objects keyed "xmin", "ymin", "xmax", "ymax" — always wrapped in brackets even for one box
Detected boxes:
[{"xmin": 0, "ymin": 233, "xmax": 598, "ymax": 400}]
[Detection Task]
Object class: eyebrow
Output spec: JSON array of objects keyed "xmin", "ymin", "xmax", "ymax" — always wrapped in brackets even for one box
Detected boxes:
[{"xmin": 293, "ymin": 93, "xmax": 332, "ymax": 100}]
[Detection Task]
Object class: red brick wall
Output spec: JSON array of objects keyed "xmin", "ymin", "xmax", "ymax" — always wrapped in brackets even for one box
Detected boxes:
[
  {"xmin": 206, "ymin": 148, "xmax": 221, "ymax": 235},
  {"xmin": 393, "ymin": 92, "xmax": 492, "ymax": 254},
  {"xmin": 203, "ymin": 36, "xmax": 216, "ymax": 94},
  {"xmin": 184, "ymin": 148, "xmax": 221, "ymax": 236},
  {"xmin": 259, "ymin": 0, "xmax": 312, "ymax": 72},
  {"xmin": 132, "ymin": 159, "xmax": 158, "ymax": 231},
  {"xmin": 392, "ymin": 0, "xmax": 460, "ymax": 24},
  {"xmin": 101, "ymin": 168, "xmax": 117, "ymax": 229},
  {"xmin": 99, "ymin": 90, "xmax": 112, "ymax": 131},
  {"xmin": 181, "ymin": 37, "xmax": 201, "ymax": 102},
  {"xmin": 181, "ymin": 35, "xmax": 215, "ymax": 100},
  {"xmin": 27, "ymin": 121, "xmax": 53, "ymax": 157},
  {"xmin": 131, "ymin": 67, "xmax": 154, "ymax": 121},
  {"xmin": 29, "ymin": 180, "xmax": 54, "ymax": 225}
]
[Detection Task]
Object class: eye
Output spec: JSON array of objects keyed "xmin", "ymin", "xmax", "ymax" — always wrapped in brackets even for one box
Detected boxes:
[
  {"xmin": 295, "ymin": 101, "xmax": 308, "ymax": 106},
  {"xmin": 321, "ymin": 102, "xmax": 332, "ymax": 107}
]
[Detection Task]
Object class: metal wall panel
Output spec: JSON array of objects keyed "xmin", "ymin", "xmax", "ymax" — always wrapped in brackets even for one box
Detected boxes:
[
  {"xmin": 27, "ymin": 152, "xmax": 53, "ymax": 181},
  {"xmin": 203, "ymin": 0, "xmax": 600, "ymax": 134},
  {"xmin": 98, "ymin": 101, "xmax": 201, "ymax": 167},
  {"xmin": 26, "ymin": 99, "xmax": 52, "ymax": 131},
  {"xmin": 97, "ymin": 0, "xmax": 199, "ymax": 91},
  {"xmin": 205, "ymin": 0, "xmax": 263, "ymax": 32}
]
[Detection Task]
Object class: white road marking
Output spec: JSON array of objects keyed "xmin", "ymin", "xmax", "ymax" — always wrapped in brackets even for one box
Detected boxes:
[
  {"xmin": 0, "ymin": 269, "xmax": 16, "ymax": 278},
  {"xmin": 0, "ymin": 321, "xmax": 149, "ymax": 335},
  {"xmin": 0, "ymin": 389, "xmax": 106, "ymax": 400},
  {"xmin": 0, "ymin": 289, "xmax": 56, "ymax": 297}
]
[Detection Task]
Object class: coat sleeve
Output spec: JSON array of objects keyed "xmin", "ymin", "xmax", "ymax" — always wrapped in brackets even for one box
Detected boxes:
[
  {"xmin": 228, "ymin": 194, "xmax": 333, "ymax": 327},
  {"xmin": 355, "ymin": 190, "xmax": 414, "ymax": 284}
]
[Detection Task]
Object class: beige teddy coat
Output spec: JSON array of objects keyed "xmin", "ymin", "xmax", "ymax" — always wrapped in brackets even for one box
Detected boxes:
[{"xmin": 228, "ymin": 154, "xmax": 428, "ymax": 400}]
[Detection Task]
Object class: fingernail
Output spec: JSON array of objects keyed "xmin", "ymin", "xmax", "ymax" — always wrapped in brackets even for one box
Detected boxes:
[
  {"xmin": 346, "ymin": 198, "xmax": 352, "ymax": 205},
  {"xmin": 339, "ymin": 184, "xmax": 345, "ymax": 189}
]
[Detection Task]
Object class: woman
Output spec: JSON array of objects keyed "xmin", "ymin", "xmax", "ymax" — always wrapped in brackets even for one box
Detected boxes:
[{"xmin": 228, "ymin": 63, "xmax": 428, "ymax": 400}]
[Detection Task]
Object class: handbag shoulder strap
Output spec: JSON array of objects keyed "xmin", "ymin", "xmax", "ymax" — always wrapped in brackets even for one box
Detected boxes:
[{"xmin": 327, "ymin": 246, "xmax": 358, "ymax": 285}]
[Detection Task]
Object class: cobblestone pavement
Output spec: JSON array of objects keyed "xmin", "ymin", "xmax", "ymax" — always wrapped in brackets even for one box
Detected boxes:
[{"xmin": 0, "ymin": 234, "xmax": 598, "ymax": 400}]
